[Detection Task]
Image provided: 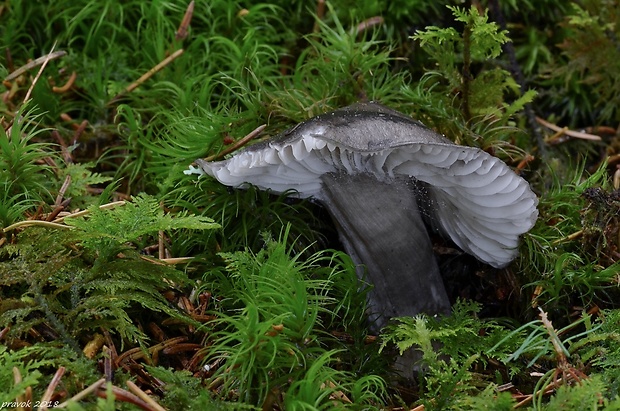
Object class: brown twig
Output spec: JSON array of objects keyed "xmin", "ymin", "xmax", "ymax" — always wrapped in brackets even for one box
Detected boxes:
[
  {"xmin": 313, "ymin": 0, "xmax": 326, "ymax": 33},
  {"xmin": 586, "ymin": 125, "xmax": 617, "ymax": 136},
  {"xmin": 103, "ymin": 330, "xmax": 119, "ymax": 362},
  {"xmin": 161, "ymin": 342, "xmax": 202, "ymax": 355},
  {"xmin": 56, "ymin": 378, "xmax": 105, "ymax": 408},
  {"xmin": 13, "ymin": 367, "xmax": 26, "ymax": 410},
  {"xmin": 322, "ymin": 380, "xmax": 352, "ymax": 404},
  {"xmin": 59, "ymin": 113, "xmax": 82, "ymax": 131},
  {"xmin": 201, "ymin": 124, "xmax": 266, "ymax": 162},
  {"xmin": 514, "ymin": 310, "xmax": 590, "ymax": 408},
  {"xmin": 97, "ymin": 386, "xmax": 154, "ymax": 411},
  {"xmin": 40, "ymin": 367, "xmax": 66, "ymax": 411},
  {"xmin": 536, "ymin": 116, "xmax": 602, "ymax": 142},
  {"xmin": 551, "ymin": 230, "xmax": 584, "ymax": 246},
  {"xmin": 538, "ymin": 308, "xmax": 568, "ymax": 364},
  {"xmin": 116, "ymin": 337, "xmax": 188, "ymax": 367},
  {"xmin": 55, "ymin": 175, "xmax": 72, "ymax": 207},
  {"xmin": 52, "ymin": 71, "xmax": 77, "ymax": 93},
  {"xmin": 72, "ymin": 119, "xmax": 88, "ymax": 145},
  {"xmin": 0, "ymin": 326, "xmax": 11, "ymax": 340},
  {"xmin": 516, "ymin": 154, "xmax": 535, "ymax": 172},
  {"xmin": 4, "ymin": 50, "xmax": 67, "ymax": 82},
  {"xmin": 3, "ymin": 220, "xmax": 73, "ymax": 233},
  {"xmin": 52, "ymin": 130, "xmax": 73, "ymax": 163},
  {"xmin": 2, "ymin": 200, "xmax": 126, "ymax": 232},
  {"xmin": 103, "ymin": 345, "xmax": 114, "ymax": 382},
  {"xmin": 353, "ymin": 16, "xmax": 384, "ymax": 36},
  {"xmin": 3, "ymin": 80, "xmax": 20, "ymax": 105},
  {"xmin": 158, "ymin": 202, "xmax": 165, "ymax": 260},
  {"xmin": 83, "ymin": 334, "xmax": 106, "ymax": 359},
  {"xmin": 5, "ymin": 47, "xmax": 14, "ymax": 73},
  {"xmin": 513, "ymin": 380, "xmax": 557, "ymax": 408},
  {"xmin": 46, "ymin": 199, "xmax": 71, "ymax": 222},
  {"xmin": 110, "ymin": 49, "xmax": 184, "ymax": 103},
  {"xmin": 23, "ymin": 43, "xmax": 59, "ymax": 104},
  {"xmin": 139, "ymin": 255, "xmax": 195, "ymax": 265},
  {"xmin": 175, "ymin": 1, "xmax": 194, "ymax": 41},
  {"xmin": 53, "ymin": 200, "xmax": 127, "ymax": 223},
  {"xmin": 126, "ymin": 380, "xmax": 167, "ymax": 411}
]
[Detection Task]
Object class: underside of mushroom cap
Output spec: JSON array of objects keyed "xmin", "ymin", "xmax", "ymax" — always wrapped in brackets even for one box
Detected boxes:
[{"xmin": 195, "ymin": 102, "xmax": 539, "ymax": 268}]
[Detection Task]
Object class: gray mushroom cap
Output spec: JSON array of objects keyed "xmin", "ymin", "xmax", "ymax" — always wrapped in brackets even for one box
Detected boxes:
[{"xmin": 196, "ymin": 102, "xmax": 539, "ymax": 268}]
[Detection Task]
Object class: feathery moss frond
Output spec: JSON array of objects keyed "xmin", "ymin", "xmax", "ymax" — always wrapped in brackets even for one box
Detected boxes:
[{"xmin": 65, "ymin": 193, "xmax": 219, "ymax": 258}]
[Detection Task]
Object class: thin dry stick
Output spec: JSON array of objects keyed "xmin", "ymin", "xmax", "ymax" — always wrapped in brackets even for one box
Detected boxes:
[
  {"xmin": 12, "ymin": 367, "xmax": 26, "ymax": 408},
  {"xmin": 56, "ymin": 378, "xmax": 106, "ymax": 408},
  {"xmin": 175, "ymin": 1, "xmax": 194, "ymax": 41},
  {"xmin": 546, "ymin": 126, "xmax": 569, "ymax": 144},
  {"xmin": 40, "ymin": 367, "xmax": 66, "ymax": 411},
  {"xmin": 203, "ymin": 124, "xmax": 266, "ymax": 162},
  {"xmin": 313, "ymin": 0, "xmax": 326, "ymax": 32},
  {"xmin": 4, "ymin": 50, "xmax": 67, "ymax": 82},
  {"xmin": 323, "ymin": 380, "xmax": 352, "ymax": 403},
  {"xmin": 514, "ymin": 310, "xmax": 582, "ymax": 408},
  {"xmin": 551, "ymin": 230, "xmax": 583, "ymax": 246},
  {"xmin": 126, "ymin": 380, "xmax": 167, "ymax": 411},
  {"xmin": 158, "ymin": 230, "xmax": 165, "ymax": 260},
  {"xmin": 54, "ymin": 200, "xmax": 127, "ymax": 223},
  {"xmin": 116, "ymin": 337, "xmax": 187, "ymax": 366},
  {"xmin": 0, "ymin": 326, "xmax": 10, "ymax": 340},
  {"xmin": 139, "ymin": 255, "xmax": 194, "ymax": 265},
  {"xmin": 513, "ymin": 381, "xmax": 557, "ymax": 409},
  {"xmin": 158, "ymin": 202, "xmax": 165, "ymax": 260},
  {"xmin": 3, "ymin": 220, "xmax": 74, "ymax": 232},
  {"xmin": 46, "ymin": 200, "xmax": 70, "ymax": 222},
  {"xmin": 536, "ymin": 116, "xmax": 602, "ymax": 142},
  {"xmin": 52, "ymin": 71, "xmax": 77, "ymax": 93},
  {"xmin": 83, "ymin": 333, "xmax": 106, "ymax": 359},
  {"xmin": 159, "ymin": 257, "xmax": 194, "ymax": 265},
  {"xmin": 5, "ymin": 47, "xmax": 15, "ymax": 73},
  {"xmin": 52, "ymin": 130, "xmax": 73, "ymax": 164},
  {"xmin": 3, "ymin": 200, "xmax": 128, "ymax": 233},
  {"xmin": 55, "ymin": 175, "xmax": 72, "ymax": 207},
  {"xmin": 353, "ymin": 16, "xmax": 384, "ymax": 35},
  {"xmin": 98, "ymin": 386, "xmax": 153, "ymax": 411},
  {"xmin": 538, "ymin": 308, "xmax": 569, "ymax": 364},
  {"xmin": 103, "ymin": 346, "xmax": 114, "ymax": 382},
  {"xmin": 110, "ymin": 49, "xmax": 184, "ymax": 103},
  {"xmin": 23, "ymin": 42, "xmax": 58, "ymax": 103},
  {"xmin": 72, "ymin": 119, "xmax": 89, "ymax": 145}
]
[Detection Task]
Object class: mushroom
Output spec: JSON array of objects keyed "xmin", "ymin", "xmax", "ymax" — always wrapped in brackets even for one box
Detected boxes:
[{"xmin": 192, "ymin": 102, "xmax": 538, "ymax": 329}]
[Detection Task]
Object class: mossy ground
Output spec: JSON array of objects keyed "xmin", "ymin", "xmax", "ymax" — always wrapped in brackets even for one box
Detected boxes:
[{"xmin": 1, "ymin": 1, "xmax": 620, "ymax": 409}]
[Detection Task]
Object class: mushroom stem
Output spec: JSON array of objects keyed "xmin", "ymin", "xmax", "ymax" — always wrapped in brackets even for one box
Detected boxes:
[{"xmin": 320, "ymin": 173, "xmax": 451, "ymax": 330}]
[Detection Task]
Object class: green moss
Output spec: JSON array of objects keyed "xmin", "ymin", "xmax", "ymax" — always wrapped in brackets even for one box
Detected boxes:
[{"xmin": 2, "ymin": 1, "xmax": 620, "ymax": 408}]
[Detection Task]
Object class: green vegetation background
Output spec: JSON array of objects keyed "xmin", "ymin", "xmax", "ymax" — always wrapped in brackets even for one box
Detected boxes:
[{"xmin": 1, "ymin": 0, "xmax": 620, "ymax": 409}]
